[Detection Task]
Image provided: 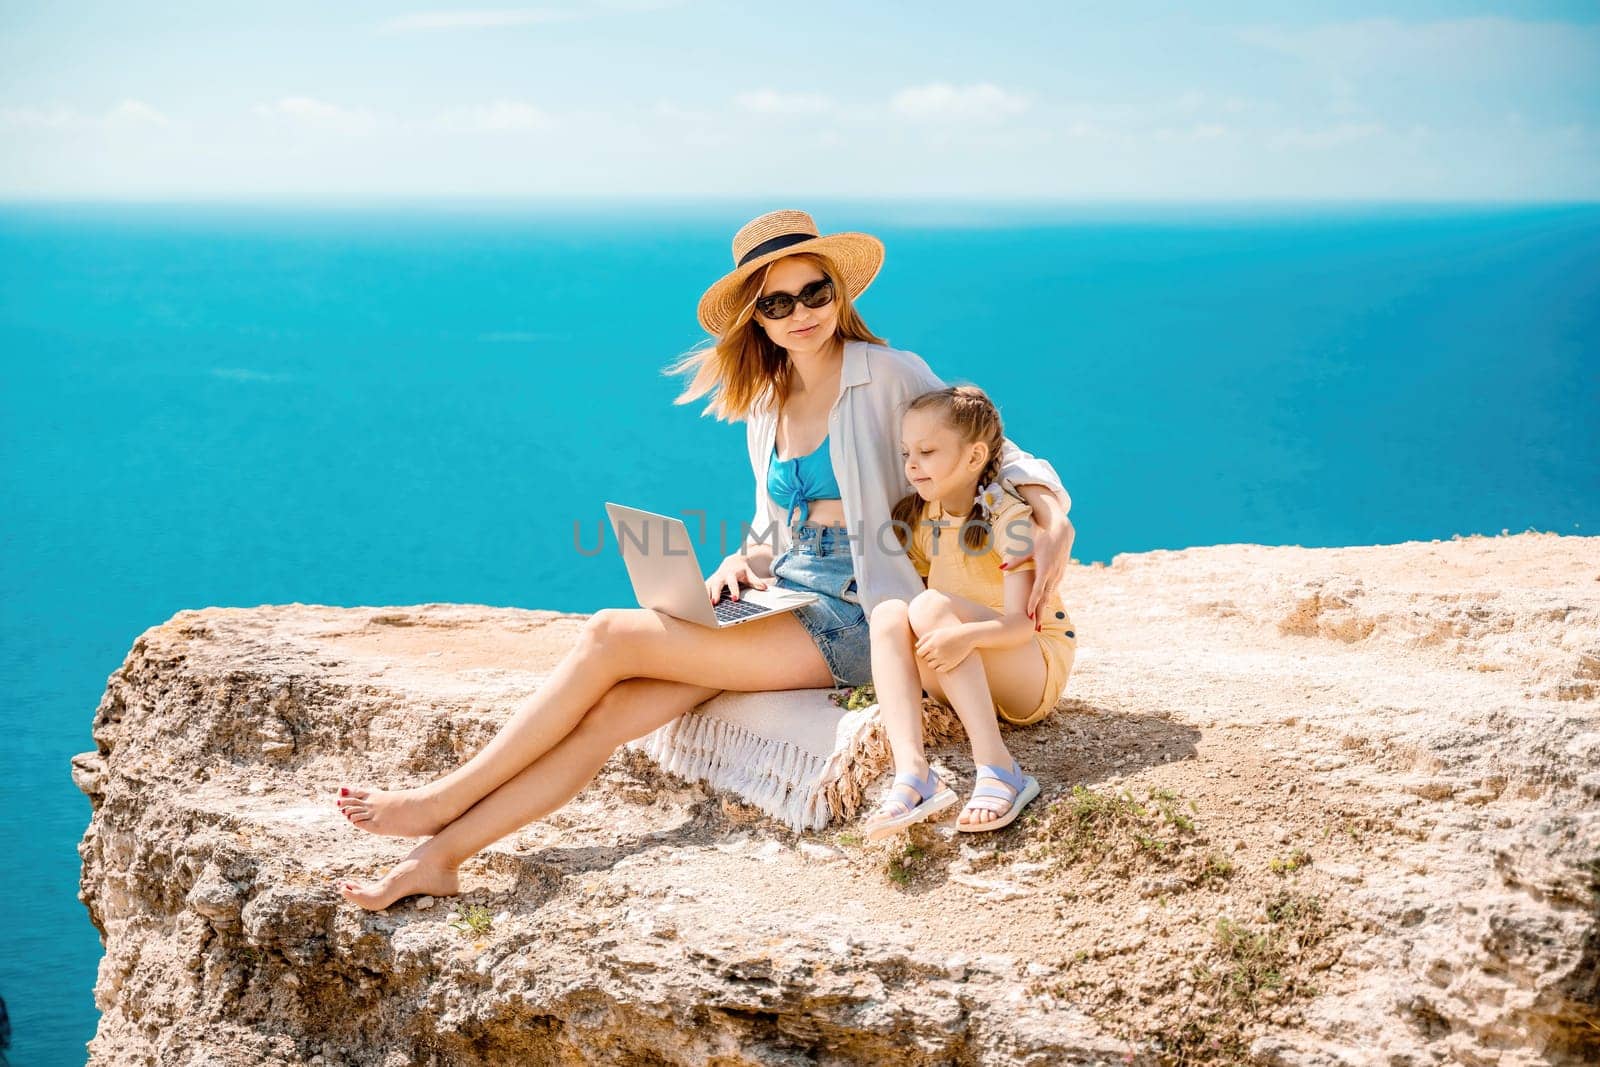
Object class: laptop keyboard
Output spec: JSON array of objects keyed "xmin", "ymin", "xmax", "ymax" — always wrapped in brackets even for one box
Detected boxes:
[{"xmin": 713, "ymin": 597, "xmax": 771, "ymax": 623}]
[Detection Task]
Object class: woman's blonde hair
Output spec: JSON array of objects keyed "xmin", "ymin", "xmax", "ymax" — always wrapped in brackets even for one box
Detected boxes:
[
  {"xmin": 891, "ymin": 385, "xmax": 1015, "ymax": 554},
  {"xmin": 665, "ymin": 251, "xmax": 886, "ymax": 422}
]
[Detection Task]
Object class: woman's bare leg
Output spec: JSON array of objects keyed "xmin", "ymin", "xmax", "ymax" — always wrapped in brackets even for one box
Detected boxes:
[
  {"xmin": 337, "ymin": 606, "xmax": 837, "ymax": 836},
  {"xmin": 907, "ymin": 589, "xmax": 1047, "ymax": 827},
  {"xmin": 337, "ymin": 676, "xmax": 721, "ymax": 909}
]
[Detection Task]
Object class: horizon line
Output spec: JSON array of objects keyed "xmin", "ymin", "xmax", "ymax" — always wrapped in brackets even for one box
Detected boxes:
[{"xmin": 3, "ymin": 194, "xmax": 1597, "ymax": 209}]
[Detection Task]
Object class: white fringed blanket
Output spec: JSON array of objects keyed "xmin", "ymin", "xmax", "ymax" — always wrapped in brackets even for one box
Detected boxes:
[{"xmin": 625, "ymin": 688, "xmax": 964, "ymax": 833}]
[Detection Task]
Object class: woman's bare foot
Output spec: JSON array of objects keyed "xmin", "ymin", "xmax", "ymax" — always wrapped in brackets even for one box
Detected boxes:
[
  {"xmin": 334, "ymin": 785, "xmax": 452, "ymax": 838},
  {"xmin": 337, "ymin": 847, "xmax": 461, "ymax": 911}
]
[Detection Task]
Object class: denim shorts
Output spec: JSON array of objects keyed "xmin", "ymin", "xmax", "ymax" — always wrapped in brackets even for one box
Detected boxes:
[{"xmin": 770, "ymin": 523, "xmax": 872, "ymax": 688}]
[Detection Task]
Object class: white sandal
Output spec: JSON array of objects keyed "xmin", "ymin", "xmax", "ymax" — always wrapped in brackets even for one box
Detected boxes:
[
  {"xmin": 862, "ymin": 766, "xmax": 958, "ymax": 842},
  {"xmin": 956, "ymin": 759, "xmax": 1040, "ymax": 832}
]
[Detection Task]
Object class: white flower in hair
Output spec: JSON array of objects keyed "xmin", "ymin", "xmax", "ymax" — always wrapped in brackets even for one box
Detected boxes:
[{"xmin": 976, "ymin": 480, "xmax": 1005, "ymax": 518}]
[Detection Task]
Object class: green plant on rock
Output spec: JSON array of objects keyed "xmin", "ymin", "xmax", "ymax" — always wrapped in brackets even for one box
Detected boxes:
[
  {"xmin": 1134, "ymin": 831, "xmax": 1169, "ymax": 854},
  {"xmin": 1194, "ymin": 890, "xmax": 1331, "ymax": 1015},
  {"xmin": 1199, "ymin": 851, "xmax": 1235, "ymax": 882},
  {"xmin": 1149, "ymin": 787, "xmax": 1197, "ymax": 832},
  {"xmin": 1027, "ymin": 784, "xmax": 1199, "ymax": 871},
  {"xmin": 1146, "ymin": 1018, "xmax": 1253, "ymax": 1066},
  {"xmin": 1202, "ymin": 917, "xmax": 1285, "ymax": 1008},
  {"xmin": 1265, "ymin": 889, "xmax": 1324, "ymax": 928},
  {"xmin": 886, "ymin": 841, "xmax": 924, "ymax": 886},
  {"xmin": 449, "ymin": 904, "xmax": 495, "ymax": 938},
  {"xmin": 829, "ymin": 682, "xmax": 877, "ymax": 711},
  {"xmin": 1269, "ymin": 848, "xmax": 1312, "ymax": 875}
]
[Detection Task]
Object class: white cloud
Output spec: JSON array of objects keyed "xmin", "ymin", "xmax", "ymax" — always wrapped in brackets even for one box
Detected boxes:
[
  {"xmin": 889, "ymin": 82, "xmax": 1031, "ymax": 123},
  {"xmin": 253, "ymin": 96, "xmax": 559, "ymax": 135},
  {"xmin": 652, "ymin": 99, "xmax": 709, "ymax": 122},
  {"xmin": 381, "ymin": 9, "xmax": 574, "ymax": 32},
  {"xmin": 1153, "ymin": 122, "xmax": 1230, "ymax": 142},
  {"xmin": 1270, "ymin": 122, "xmax": 1386, "ymax": 150},
  {"xmin": 734, "ymin": 90, "xmax": 832, "ymax": 115},
  {"xmin": 646, "ymin": 100, "xmax": 728, "ymax": 146},
  {"xmin": 1240, "ymin": 16, "xmax": 1597, "ymax": 67},
  {"xmin": 444, "ymin": 99, "xmax": 555, "ymax": 131},
  {"xmin": 1, "ymin": 100, "xmax": 171, "ymax": 131},
  {"xmin": 1169, "ymin": 90, "xmax": 1269, "ymax": 119},
  {"xmin": 106, "ymin": 99, "xmax": 171, "ymax": 127},
  {"xmin": 379, "ymin": 1, "xmax": 683, "ymax": 30},
  {"xmin": 0, "ymin": 105, "xmax": 79, "ymax": 129},
  {"xmin": 253, "ymin": 96, "xmax": 383, "ymax": 134}
]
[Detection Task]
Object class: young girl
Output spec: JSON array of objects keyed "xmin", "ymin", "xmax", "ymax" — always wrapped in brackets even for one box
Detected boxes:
[{"xmin": 862, "ymin": 385, "xmax": 1077, "ymax": 839}]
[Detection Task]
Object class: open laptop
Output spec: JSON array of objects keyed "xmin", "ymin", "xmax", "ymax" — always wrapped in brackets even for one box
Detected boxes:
[{"xmin": 605, "ymin": 502, "xmax": 819, "ymax": 628}]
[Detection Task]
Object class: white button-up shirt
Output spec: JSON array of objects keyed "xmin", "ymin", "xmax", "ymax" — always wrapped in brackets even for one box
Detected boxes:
[{"xmin": 740, "ymin": 339, "xmax": 1071, "ymax": 616}]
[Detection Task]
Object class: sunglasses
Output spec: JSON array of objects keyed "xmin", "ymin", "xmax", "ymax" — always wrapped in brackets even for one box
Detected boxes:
[{"xmin": 754, "ymin": 277, "xmax": 835, "ymax": 320}]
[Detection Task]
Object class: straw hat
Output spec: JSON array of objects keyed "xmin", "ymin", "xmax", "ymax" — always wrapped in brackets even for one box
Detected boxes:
[{"xmin": 697, "ymin": 209, "xmax": 884, "ymax": 336}]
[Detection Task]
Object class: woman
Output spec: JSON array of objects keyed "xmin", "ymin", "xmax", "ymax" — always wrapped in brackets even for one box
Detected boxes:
[{"xmin": 333, "ymin": 209, "xmax": 1074, "ymax": 910}]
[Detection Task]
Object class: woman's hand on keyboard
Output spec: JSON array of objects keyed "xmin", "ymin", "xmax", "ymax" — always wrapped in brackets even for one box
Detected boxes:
[{"xmin": 706, "ymin": 554, "xmax": 770, "ymax": 604}]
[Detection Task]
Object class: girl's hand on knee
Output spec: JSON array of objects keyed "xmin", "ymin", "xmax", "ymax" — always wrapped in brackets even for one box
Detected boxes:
[{"xmin": 915, "ymin": 627, "xmax": 976, "ymax": 672}]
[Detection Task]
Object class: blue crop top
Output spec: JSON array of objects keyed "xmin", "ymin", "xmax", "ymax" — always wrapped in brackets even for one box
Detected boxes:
[{"xmin": 767, "ymin": 434, "xmax": 842, "ymax": 529}]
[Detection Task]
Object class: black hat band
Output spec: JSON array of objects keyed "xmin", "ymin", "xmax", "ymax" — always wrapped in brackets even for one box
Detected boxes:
[{"xmin": 737, "ymin": 232, "xmax": 816, "ymax": 267}]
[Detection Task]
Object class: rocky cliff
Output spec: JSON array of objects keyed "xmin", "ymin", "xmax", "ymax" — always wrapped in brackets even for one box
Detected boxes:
[{"xmin": 74, "ymin": 533, "xmax": 1600, "ymax": 1065}]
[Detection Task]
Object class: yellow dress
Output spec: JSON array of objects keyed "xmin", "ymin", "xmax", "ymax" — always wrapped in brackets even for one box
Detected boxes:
[{"xmin": 903, "ymin": 485, "xmax": 1077, "ymax": 725}]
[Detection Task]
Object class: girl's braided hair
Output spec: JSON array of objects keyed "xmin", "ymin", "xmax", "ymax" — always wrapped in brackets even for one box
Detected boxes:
[{"xmin": 891, "ymin": 385, "xmax": 1010, "ymax": 554}]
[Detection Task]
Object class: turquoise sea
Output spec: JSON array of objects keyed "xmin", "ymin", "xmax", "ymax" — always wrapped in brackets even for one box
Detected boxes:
[{"xmin": 3, "ymin": 201, "xmax": 1597, "ymax": 1063}]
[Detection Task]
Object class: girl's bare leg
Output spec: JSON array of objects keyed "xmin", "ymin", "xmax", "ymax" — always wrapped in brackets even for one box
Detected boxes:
[
  {"xmin": 337, "ymin": 606, "xmax": 835, "ymax": 837},
  {"xmin": 337, "ymin": 676, "xmax": 720, "ymax": 909},
  {"xmin": 906, "ymin": 589, "xmax": 1047, "ymax": 827},
  {"xmin": 859, "ymin": 597, "xmax": 960, "ymax": 829},
  {"xmin": 867, "ymin": 599, "xmax": 932, "ymax": 779}
]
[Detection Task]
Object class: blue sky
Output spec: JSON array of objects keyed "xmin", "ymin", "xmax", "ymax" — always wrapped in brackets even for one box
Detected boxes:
[{"xmin": 1, "ymin": 1, "xmax": 1597, "ymax": 200}]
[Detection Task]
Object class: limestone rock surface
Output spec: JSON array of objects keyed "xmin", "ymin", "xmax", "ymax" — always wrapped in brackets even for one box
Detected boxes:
[{"xmin": 74, "ymin": 533, "xmax": 1600, "ymax": 1065}]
